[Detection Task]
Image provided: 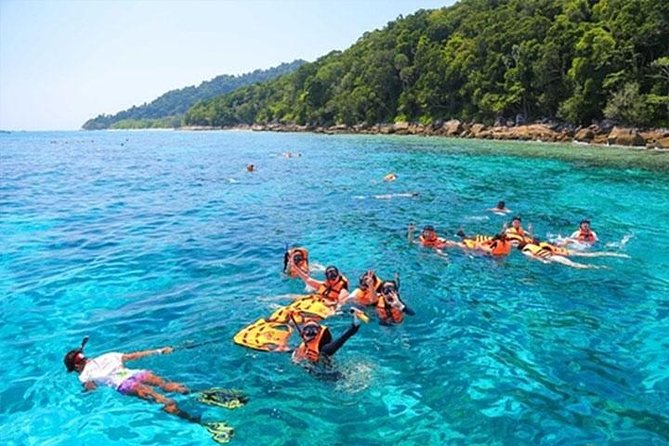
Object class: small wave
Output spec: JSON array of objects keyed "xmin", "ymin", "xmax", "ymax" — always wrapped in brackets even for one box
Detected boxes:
[{"xmin": 606, "ymin": 233, "xmax": 633, "ymax": 249}]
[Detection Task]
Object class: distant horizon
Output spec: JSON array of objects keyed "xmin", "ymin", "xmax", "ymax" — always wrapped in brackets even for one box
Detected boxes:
[{"xmin": 0, "ymin": 0, "xmax": 454, "ymax": 131}]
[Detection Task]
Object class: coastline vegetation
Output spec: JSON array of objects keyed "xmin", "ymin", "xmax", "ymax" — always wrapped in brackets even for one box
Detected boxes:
[
  {"xmin": 184, "ymin": 0, "xmax": 668, "ymax": 130},
  {"xmin": 82, "ymin": 60, "xmax": 305, "ymax": 130}
]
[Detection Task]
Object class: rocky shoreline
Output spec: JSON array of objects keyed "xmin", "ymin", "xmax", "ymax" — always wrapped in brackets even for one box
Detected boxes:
[{"xmin": 182, "ymin": 121, "xmax": 669, "ymax": 149}]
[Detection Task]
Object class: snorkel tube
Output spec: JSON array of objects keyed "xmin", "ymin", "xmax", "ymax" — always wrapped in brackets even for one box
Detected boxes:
[
  {"xmin": 79, "ymin": 336, "xmax": 89, "ymax": 352},
  {"xmin": 64, "ymin": 336, "xmax": 90, "ymax": 372},
  {"xmin": 283, "ymin": 243, "xmax": 289, "ymax": 273}
]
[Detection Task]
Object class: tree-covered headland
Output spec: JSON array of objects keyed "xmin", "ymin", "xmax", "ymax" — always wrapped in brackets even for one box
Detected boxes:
[
  {"xmin": 185, "ymin": 0, "xmax": 668, "ymax": 129},
  {"xmin": 82, "ymin": 60, "xmax": 305, "ymax": 130}
]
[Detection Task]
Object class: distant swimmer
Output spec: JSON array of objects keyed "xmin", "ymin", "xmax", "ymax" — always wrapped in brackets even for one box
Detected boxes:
[
  {"xmin": 504, "ymin": 216, "xmax": 533, "ymax": 245},
  {"xmin": 246, "ymin": 164, "xmax": 255, "ymax": 172},
  {"xmin": 489, "ymin": 201, "xmax": 511, "ymax": 215},
  {"xmin": 383, "ymin": 172, "xmax": 397, "ymax": 182},
  {"xmin": 292, "ymin": 313, "xmax": 361, "ymax": 364},
  {"xmin": 283, "ymin": 247, "xmax": 309, "ymax": 278},
  {"xmin": 372, "ymin": 192, "xmax": 419, "ymax": 199},
  {"xmin": 560, "ymin": 219, "xmax": 598, "ymax": 246},
  {"xmin": 288, "ymin": 258, "xmax": 350, "ymax": 305},
  {"xmin": 518, "ymin": 240, "xmax": 602, "ymax": 269},
  {"xmin": 64, "ymin": 337, "xmax": 199, "ymax": 423},
  {"xmin": 375, "ymin": 280, "xmax": 415, "ymax": 325},
  {"xmin": 282, "ymin": 152, "xmax": 301, "ymax": 158},
  {"xmin": 345, "ymin": 270, "xmax": 383, "ymax": 306}
]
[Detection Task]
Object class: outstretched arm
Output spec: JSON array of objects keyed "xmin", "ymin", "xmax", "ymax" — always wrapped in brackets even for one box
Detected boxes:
[
  {"xmin": 287, "ymin": 256, "xmax": 322, "ymax": 289},
  {"xmin": 407, "ymin": 223, "xmax": 416, "ymax": 243},
  {"xmin": 122, "ymin": 347, "xmax": 172, "ymax": 362},
  {"xmin": 321, "ymin": 323, "xmax": 360, "ymax": 357}
]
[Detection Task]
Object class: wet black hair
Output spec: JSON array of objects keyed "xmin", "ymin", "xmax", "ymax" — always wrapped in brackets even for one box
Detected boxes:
[
  {"xmin": 423, "ymin": 225, "xmax": 435, "ymax": 232},
  {"xmin": 497, "ymin": 201, "xmax": 506, "ymax": 209},
  {"xmin": 580, "ymin": 219, "xmax": 591, "ymax": 225},
  {"xmin": 380, "ymin": 280, "xmax": 398, "ymax": 294},
  {"xmin": 512, "ymin": 216, "xmax": 522, "ymax": 222},
  {"xmin": 64, "ymin": 350, "xmax": 80, "ymax": 372},
  {"xmin": 456, "ymin": 230, "xmax": 466, "ymax": 238},
  {"xmin": 325, "ymin": 266, "xmax": 339, "ymax": 279},
  {"xmin": 64, "ymin": 336, "xmax": 89, "ymax": 372},
  {"xmin": 358, "ymin": 271, "xmax": 376, "ymax": 288}
]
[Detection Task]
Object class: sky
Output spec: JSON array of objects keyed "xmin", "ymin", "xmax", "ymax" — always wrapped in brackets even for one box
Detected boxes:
[{"xmin": 0, "ymin": 0, "xmax": 455, "ymax": 131}]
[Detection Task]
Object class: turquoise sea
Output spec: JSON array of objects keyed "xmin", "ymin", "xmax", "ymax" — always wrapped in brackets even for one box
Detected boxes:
[{"xmin": 1, "ymin": 130, "xmax": 668, "ymax": 445}]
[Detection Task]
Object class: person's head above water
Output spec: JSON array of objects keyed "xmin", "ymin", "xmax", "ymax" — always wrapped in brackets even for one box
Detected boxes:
[
  {"xmin": 324, "ymin": 266, "xmax": 340, "ymax": 282},
  {"xmin": 422, "ymin": 225, "xmax": 437, "ymax": 240},
  {"xmin": 358, "ymin": 271, "xmax": 376, "ymax": 290},
  {"xmin": 496, "ymin": 201, "xmax": 506, "ymax": 209},
  {"xmin": 511, "ymin": 216, "xmax": 522, "ymax": 227},
  {"xmin": 300, "ymin": 321, "xmax": 321, "ymax": 340},
  {"xmin": 579, "ymin": 219, "xmax": 591, "ymax": 230},
  {"xmin": 64, "ymin": 336, "xmax": 89, "ymax": 373}
]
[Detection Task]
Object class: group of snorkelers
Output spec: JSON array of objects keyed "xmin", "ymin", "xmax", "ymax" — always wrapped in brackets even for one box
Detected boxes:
[
  {"xmin": 282, "ymin": 248, "xmax": 415, "ymax": 364},
  {"xmin": 408, "ymin": 204, "xmax": 627, "ymax": 269},
  {"xmin": 63, "ymin": 198, "xmax": 626, "ymax": 442}
]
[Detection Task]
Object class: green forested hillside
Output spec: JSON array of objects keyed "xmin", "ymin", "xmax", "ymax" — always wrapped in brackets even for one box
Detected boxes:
[
  {"xmin": 185, "ymin": 0, "xmax": 669, "ymax": 128},
  {"xmin": 82, "ymin": 60, "xmax": 305, "ymax": 129}
]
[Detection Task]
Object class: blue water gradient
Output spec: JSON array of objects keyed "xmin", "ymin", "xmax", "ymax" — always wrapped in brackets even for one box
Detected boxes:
[{"xmin": 1, "ymin": 130, "xmax": 668, "ymax": 445}]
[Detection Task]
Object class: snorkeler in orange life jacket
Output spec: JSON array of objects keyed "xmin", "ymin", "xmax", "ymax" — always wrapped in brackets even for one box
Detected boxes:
[
  {"xmin": 292, "ymin": 314, "xmax": 361, "ymax": 364},
  {"xmin": 374, "ymin": 280, "xmax": 415, "ymax": 325},
  {"xmin": 345, "ymin": 270, "xmax": 383, "ymax": 306},
  {"xmin": 283, "ymin": 247, "xmax": 309, "ymax": 278},
  {"xmin": 456, "ymin": 231, "xmax": 511, "ymax": 256},
  {"xmin": 563, "ymin": 219, "xmax": 599, "ymax": 245},
  {"xmin": 288, "ymin": 256, "xmax": 349, "ymax": 305},
  {"xmin": 504, "ymin": 216, "xmax": 532, "ymax": 244},
  {"xmin": 408, "ymin": 224, "xmax": 460, "ymax": 249}
]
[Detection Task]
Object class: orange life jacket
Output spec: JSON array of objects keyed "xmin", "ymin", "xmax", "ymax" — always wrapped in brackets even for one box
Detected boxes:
[
  {"xmin": 419, "ymin": 235, "xmax": 438, "ymax": 247},
  {"xmin": 292, "ymin": 326, "xmax": 326, "ymax": 363},
  {"xmin": 355, "ymin": 276, "xmax": 383, "ymax": 306},
  {"xmin": 487, "ymin": 239, "xmax": 511, "ymax": 256},
  {"xmin": 576, "ymin": 230, "xmax": 596, "ymax": 243},
  {"xmin": 523, "ymin": 243, "xmax": 552, "ymax": 258},
  {"xmin": 539, "ymin": 242, "xmax": 568, "ymax": 256},
  {"xmin": 506, "ymin": 227, "xmax": 532, "ymax": 244},
  {"xmin": 317, "ymin": 276, "xmax": 349, "ymax": 304},
  {"xmin": 376, "ymin": 295, "xmax": 404, "ymax": 324},
  {"xmin": 286, "ymin": 248, "xmax": 309, "ymax": 278}
]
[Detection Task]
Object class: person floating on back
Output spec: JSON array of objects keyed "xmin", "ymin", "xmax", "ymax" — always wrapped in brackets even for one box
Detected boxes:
[
  {"xmin": 63, "ymin": 337, "xmax": 199, "ymax": 423},
  {"xmin": 408, "ymin": 224, "xmax": 459, "ymax": 249},
  {"xmin": 560, "ymin": 219, "xmax": 598, "ymax": 246},
  {"xmin": 518, "ymin": 239, "xmax": 602, "ymax": 269},
  {"xmin": 375, "ymin": 280, "xmax": 415, "ymax": 325},
  {"xmin": 489, "ymin": 201, "xmax": 511, "ymax": 215}
]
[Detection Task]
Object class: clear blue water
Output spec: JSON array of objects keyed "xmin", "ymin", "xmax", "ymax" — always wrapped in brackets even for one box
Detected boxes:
[{"xmin": 1, "ymin": 130, "xmax": 668, "ymax": 445}]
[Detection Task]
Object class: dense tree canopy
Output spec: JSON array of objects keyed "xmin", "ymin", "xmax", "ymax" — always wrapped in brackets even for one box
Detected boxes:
[
  {"xmin": 82, "ymin": 60, "xmax": 305, "ymax": 129},
  {"xmin": 185, "ymin": 0, "xmax": 668, "ymax": 128}
]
